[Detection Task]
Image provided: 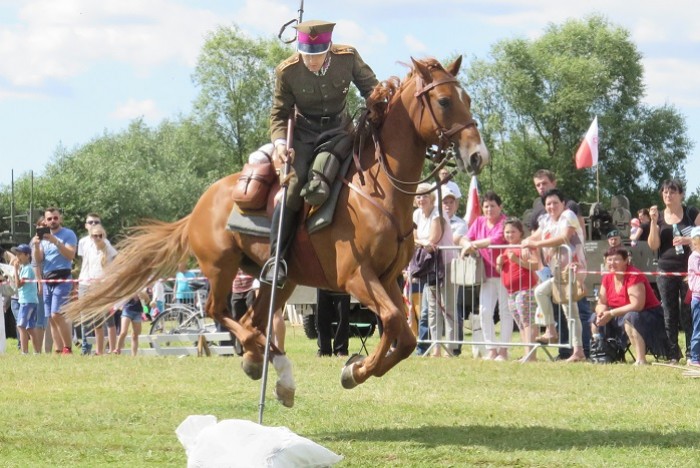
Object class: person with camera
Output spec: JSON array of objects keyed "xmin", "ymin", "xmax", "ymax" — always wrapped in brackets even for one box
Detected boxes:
[{"xmin": 32, "ymin": 207, "xmax": 77, "ymax": 355}]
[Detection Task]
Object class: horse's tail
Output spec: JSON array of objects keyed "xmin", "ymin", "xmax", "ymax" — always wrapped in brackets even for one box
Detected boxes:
[{"xmin": 63, "ymin": 216, "xmax": 192, "ymax": 324}]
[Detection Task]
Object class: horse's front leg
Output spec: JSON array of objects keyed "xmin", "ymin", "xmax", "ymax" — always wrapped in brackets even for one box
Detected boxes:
[{"xmin": 342, "ymin": 270, "xmax": 416, "ymax": 388}]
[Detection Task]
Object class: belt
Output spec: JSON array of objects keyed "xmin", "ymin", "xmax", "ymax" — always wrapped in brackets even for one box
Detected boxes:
[{"xmin": 298, "ymin": 112, "xmax": 343, "ymax": 126}]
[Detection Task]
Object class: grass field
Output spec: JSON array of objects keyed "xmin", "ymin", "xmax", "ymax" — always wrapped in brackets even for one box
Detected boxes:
[{"xmin": 1, "ymin": 324, "xmax": 699, "ymax": 467}]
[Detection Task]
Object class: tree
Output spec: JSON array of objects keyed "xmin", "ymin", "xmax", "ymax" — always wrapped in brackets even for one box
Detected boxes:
[
  {"xmin": 5, "ymin": 117, "xmax": 230, "ymax": 239},
  {"xmin": 462, "ymin": 15, "xmax": 693, "ymax": 217},
  {"xmin": 192, "ymin": 25, "xmax": 292, "ymax": 169}
]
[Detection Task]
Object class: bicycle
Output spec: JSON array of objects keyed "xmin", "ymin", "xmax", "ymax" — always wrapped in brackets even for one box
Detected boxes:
[{"xmin": 148, "ymin": 280, "xmax": 242, "ymax": 354}]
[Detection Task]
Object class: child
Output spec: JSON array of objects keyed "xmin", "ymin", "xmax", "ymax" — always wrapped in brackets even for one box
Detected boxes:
[
  {"xmin": 687, "ymin": 227, "xmax": 700, "ymax": 367},
  {"xmin": 496, "ymin": 218, "xmax": 540, "ymax": 362},
  {"xmin": 115, "ymin": 289, "xmax": 150, "ymax": 356},
  {"xmin": 11, "ymin": 244, "xmax": 42, "ymax": 354}
]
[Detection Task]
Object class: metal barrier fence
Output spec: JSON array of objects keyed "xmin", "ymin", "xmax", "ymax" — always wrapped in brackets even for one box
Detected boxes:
[{"xmin": 407, "ymin": 244, "xmax": 576, "ymax": 361}]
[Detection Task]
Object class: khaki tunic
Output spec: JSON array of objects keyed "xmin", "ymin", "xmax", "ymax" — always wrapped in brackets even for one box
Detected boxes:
[{"xmin": 270, "ymin": 44, "xmax": 378, "ymax": 210}]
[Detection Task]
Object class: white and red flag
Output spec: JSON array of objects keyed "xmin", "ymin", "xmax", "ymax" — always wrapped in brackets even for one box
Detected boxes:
[
  {"xmin": 464, "ymin": 175, "xmax": 481, "ymax": 228},
  {"xmin": 575, "ymin": 116, "xmax": 599, "ymax": 169}
]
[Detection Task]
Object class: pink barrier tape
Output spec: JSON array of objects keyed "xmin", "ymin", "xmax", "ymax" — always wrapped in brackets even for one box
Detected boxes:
[
  {"xmin": 579, "ymin": 270, "xmax": 687, "ymax": 277},
  {"xmin": 0, "ymin": 276, "xmax": 209, "ymax": 286}
]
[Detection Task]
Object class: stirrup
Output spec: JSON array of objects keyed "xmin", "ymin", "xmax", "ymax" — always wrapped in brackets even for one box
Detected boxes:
[{"xmin": 260, "ymin": 257, "xmax": 287, "ymax": 288}]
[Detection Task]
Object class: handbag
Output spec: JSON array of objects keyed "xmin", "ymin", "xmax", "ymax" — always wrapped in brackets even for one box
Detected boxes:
[
  {"xmin": 408, "ymin": 246, "xmax": 444, "ymax": 285},
  {"xmin": 551, "ymin": 262, "xmax": 586, "ymax": 305},
  {"xmin": 450, "ymin": 254, "xmax": 484, "ymax": 286}
]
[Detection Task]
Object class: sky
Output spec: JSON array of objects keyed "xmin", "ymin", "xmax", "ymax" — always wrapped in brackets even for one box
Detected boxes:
[{"xmin": 2, "ymin": 0, "xmax": 699, "ymax": 195}]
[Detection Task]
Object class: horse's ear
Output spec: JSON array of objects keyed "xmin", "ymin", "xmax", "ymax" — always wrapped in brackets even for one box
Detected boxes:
[
  {"xmin": 446, "ymin": 55, "xmax": 462, "ymax": 76},
  {"xmin": 411, "ymin": 57, "xmax": 432, "ymax": 83}
]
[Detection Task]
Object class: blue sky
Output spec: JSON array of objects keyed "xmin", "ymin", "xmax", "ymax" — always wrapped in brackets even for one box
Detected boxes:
[{"xmin": 2, "ymin": 0, "xmax": 699, "ymax": 196}]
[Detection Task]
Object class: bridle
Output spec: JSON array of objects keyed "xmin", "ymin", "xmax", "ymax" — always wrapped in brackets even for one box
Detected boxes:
[{"xmin": 372, "ymin": 70, "xmax": 478, "ymax": 196}]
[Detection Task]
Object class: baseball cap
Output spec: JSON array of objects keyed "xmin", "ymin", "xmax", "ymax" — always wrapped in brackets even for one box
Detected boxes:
[
  {"xmin": 440, "ymin": 188, "xmax": 457, "ymax": 200},
  {"xmin": 11, "ymin": 244, "xmax": 31, "ymax": 255}
]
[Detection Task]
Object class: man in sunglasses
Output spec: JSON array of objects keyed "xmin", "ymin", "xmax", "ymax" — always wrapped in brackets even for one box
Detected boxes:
[{"xmin": 32, "ymin": 207, "xmax": 78, "ymax": 355}]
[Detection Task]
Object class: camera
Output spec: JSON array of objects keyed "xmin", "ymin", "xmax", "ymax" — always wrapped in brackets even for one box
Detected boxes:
[{"xmin": 36, "ymin": 226, "xmax": 50, "ymax": 238}]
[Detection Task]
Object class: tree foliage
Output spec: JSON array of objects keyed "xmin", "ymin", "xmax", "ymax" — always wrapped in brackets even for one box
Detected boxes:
[
  {"xmin": 462, "ymin": 15, "xmax": 693, "ymax": 217},
  {"xmin": 192, "ymin": 25, "xmax": 292, "ymax": 168}
]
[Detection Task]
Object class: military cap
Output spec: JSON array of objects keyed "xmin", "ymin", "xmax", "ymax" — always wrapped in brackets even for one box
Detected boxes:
[
  {"xmin": 607, "ymin": 229, "xmax": 620, "ymax": 239},
  {"xmin": 294, "ymin": 20, "xmax": 335, "ymax": 55}
]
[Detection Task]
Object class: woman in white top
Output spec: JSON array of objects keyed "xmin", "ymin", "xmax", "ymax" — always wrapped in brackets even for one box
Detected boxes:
[
  {"xmin": 412, "ymin": 182, "xmax": 456, "ymax": 357},
  {"xmin": 523, "ymin": 188, "xmax": 587, "ymax": 362},
  {"xmin": 78, "ymin": 224, "xmax": 118, "ymax": 355}
]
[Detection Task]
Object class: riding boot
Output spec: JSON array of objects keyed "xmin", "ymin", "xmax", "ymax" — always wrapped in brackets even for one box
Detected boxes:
[{"xmin": 261, "ymin": 203, "xmax": 297, "ymax": 287}]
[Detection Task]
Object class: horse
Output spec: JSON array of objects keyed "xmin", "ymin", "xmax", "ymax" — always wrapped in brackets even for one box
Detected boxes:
[{"xmin": 63, "ymin": 56, "xmax": 489, "ymax": 407}]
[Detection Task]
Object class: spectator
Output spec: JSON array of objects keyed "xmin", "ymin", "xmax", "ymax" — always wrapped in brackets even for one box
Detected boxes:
[
  {"xmin": 460, "ymin": 190, "xmax": 512, "ymax": 361},
  {"xmin": 527, "ymin": 169, "xmax": 592, "ymax": 359},
  {"xmin": 522, "ymin": 188, "xmax": 587, "ymax": 362},
  {"xmin": 29, "ymin": 216, "xmax": 50, "ymax": 353},
  {"xmin": 629, "ymin": 218, "xmax": 642, "ymax": 246},
  {"xmin": 316, "ymin": 289, "xmax": 350, "ymax": 357},
  {"xmin": 637, "ymin": 208, "xmax": 652, "ymax": 242},
  {"xmin": 150, "ymin": 279, "xmax": 166, "ymax": 317},
  {"xmin": 434, "ymin": 168, "xmax": 462, "ymax": 206},
  {"xmin": 32, "ymin": 207, "xmax": 77, "ymax": 355},
  {"xmin": 607, "ymin": 229, "xmax": 622, "ymax": 248},
  {"xmin": 174, "ymin": 262, "xmax": 196, "ymax": 305},
  {"xmin": 647, "ymin": 179, "xmax": 700, "ymax": 362},
  {"xmin": 687, "ymin": 227, "xmax": 700, "ymax": 367},
  {"xmin": 11, "ymin": 244, "xmax": 41, "ymax": 354},
  {"xmin": 496, "ymin": 218, "xmax": 540, "ymax": 362},
  {"xmin": 594, "ymin": 247, "xmax": 670, "ymax": 365},
  {"xmin": 442, "ymin": 188, "xmax": 468, "ymax": 356},
  {"xmin": 114, "ymin": 290, "xmax": 149, "ymax": 356},
  {"xmin": 413, "ymin": 183, "xmax": 457, "ymax": 357},
  {"xmin": 77, "ymin": 222, "xmax": 118, "ymax": 355}
]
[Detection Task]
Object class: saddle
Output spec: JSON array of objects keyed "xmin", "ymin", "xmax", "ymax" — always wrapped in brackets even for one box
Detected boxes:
[{"xmin": 226, "ymin": 131, "xmax": 356, "ymax": 289}]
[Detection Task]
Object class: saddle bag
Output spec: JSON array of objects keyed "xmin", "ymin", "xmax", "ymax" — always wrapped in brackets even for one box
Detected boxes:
[{"xmin": 232, "ymin": 162, "xmax": 276, "ymax": 211}]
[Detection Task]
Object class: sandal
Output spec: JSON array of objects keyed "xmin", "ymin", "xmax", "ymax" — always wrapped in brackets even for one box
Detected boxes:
[{"xmin": 534, "ymin": 334, "xmax": 559, "ymax": 345}]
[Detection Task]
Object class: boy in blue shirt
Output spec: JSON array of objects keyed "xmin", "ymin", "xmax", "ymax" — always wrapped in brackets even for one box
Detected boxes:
[{"xmin": 11, "ymin": 244, "xmax": 42, "ymax": 354}]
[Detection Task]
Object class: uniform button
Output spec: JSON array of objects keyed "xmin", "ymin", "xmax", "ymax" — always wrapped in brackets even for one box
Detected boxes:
[{"xmin": 321, "ymin": 84, "xmax": 326, "ymax": 88}]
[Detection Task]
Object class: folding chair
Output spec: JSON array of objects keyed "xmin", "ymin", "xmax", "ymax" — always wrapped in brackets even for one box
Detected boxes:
[{"xmin": 350, "ymin": 322, "xmax": 372, "ymax": 355}]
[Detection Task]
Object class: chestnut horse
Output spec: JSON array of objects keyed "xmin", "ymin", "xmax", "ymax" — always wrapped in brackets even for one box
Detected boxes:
[{"xmin": 64, "ymin": 56, "xmax": 488, "ymax": 405}]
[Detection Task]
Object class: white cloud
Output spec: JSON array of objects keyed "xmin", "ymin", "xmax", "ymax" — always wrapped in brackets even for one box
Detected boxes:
[
  {"xmin": 643, "ymin": 57, "xmax": 700, "ymax": 108},
  {"xmin": 0, "ymin": 0, "xmax": 231, "ymax": 87},
  {"xmin": 404, "ymin": 35, "xmax": 428, "ymax": 54},
  {"xmin": 110, "ymin": 98, "xmax": 162, "ymax": 121}
]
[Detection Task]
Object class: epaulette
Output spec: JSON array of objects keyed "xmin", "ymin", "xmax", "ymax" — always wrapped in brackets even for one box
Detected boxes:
[
  {"xmin": 277, "ymin": 53, "xmax": 301, "ymax": 72},
  {"xmin": 330, "ymin": 44, "xmax": 356, "ymax": 55}
]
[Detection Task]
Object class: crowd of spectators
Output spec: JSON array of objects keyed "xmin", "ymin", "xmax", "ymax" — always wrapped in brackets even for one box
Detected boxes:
[{"xmin": 407, "ymin": 171, "xmax": 700, "ymax": 366}]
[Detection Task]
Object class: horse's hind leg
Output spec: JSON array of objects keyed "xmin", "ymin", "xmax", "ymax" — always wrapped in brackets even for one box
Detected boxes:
[{"xmin": 342, "ymin": 269, "xmax": 416, "ymax": 388}]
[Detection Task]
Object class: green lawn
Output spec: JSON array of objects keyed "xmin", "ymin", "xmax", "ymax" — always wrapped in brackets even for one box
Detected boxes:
[{"xmin": 1, "ymin": 325, "xmax": 698, "ymax": 467}]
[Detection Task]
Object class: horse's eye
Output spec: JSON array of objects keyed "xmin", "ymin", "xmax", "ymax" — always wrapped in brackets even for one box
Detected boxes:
[{"xmin": 437, "ymin": 97, "xmax": 450, "ymax": 108}]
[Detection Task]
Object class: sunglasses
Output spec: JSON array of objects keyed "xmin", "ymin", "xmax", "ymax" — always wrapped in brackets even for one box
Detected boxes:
[
  {"xmin": 86, "ymin": 220, "xmax": 101, "ymax": 225},
  {"xmin": 92, "ymin": 234, "xmax": 104, "ymax": 239},
  {"xmin": 45, "ymin": 216, "xmax": 58, "ymax": 221}
]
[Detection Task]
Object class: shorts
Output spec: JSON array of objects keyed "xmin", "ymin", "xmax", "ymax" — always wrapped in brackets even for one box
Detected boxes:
[
  {"xmin": 17, "ymin": 303, "xmax": 38, "ymax": 329},
  {"xmin": 121, "ymin": 308, "xmax": 143, "ymax": 323},
  {"xmin": 43, "ymin": 281, "xmax": 73, "ymax": 318},
  {"xmin": 35, "ymin": 294, "xmax": 48, "ymax": 328}
]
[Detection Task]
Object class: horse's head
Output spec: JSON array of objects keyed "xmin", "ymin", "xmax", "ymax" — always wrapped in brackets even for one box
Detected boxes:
[{"xmin": 409, "ymin": 56, "xmax": 489, "ymax": 175}]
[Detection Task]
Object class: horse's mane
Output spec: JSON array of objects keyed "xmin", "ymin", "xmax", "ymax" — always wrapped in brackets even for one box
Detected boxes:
[{"xmin": 364, "ymin": 57, "xmax": 447, "ymax": 127}]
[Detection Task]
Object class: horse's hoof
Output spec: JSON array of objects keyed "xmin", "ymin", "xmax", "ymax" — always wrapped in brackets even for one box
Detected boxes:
[
  {"xmin": 274, "ymin": 380, "xmax": 295, "ymax": 408},
  {"xmin": 241, "ymin": 358, "xmax": 263, "ymax": 381},
  {"xmin": 340, "ymin": 354, "xmax": 365, "ymax": 389}
]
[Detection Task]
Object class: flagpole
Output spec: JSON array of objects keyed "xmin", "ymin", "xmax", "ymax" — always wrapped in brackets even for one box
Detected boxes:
[{"xmin": 596, "ymin": 164, "xmax": 600, "ymax": 203}]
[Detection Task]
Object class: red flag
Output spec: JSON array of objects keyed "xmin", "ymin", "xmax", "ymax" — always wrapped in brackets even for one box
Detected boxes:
[
  {"xmin": 575, "ymin": 116, "xmax": 599, "ymax": 169},
  {"xmin": 464, "ymin": 175, "xmax": 481, "ymax": 228}
]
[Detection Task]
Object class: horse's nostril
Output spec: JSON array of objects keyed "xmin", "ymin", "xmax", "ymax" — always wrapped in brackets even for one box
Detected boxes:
[{"xmin": 470, "ymin": 152, "xmax": 482, "ymax": 171}]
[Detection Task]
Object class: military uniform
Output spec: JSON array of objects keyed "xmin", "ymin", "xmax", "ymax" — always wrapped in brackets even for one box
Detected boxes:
[
  {"xmin": 261, "ymin": 20, "xmax": 378, "ymax": 286},
  {"xmin": 270, "ymin": 44, "xmax": 378, "ymax": 210}
]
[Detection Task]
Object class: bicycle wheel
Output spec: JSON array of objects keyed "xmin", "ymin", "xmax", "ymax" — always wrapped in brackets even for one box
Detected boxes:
[{"xmin": 149, "ymin": 306, "xmax": 203, "ymax": 348}]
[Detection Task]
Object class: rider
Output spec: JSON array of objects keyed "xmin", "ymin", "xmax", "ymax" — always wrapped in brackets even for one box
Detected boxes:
[{"xmin": 262, "ymin": 19, "xmax": 379, "ymax": 285}]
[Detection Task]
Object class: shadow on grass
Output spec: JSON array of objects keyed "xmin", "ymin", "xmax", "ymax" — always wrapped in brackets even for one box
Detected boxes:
[{"xmin": 323, "ymin": 425, "xmax": 700, "ymax": 450}]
